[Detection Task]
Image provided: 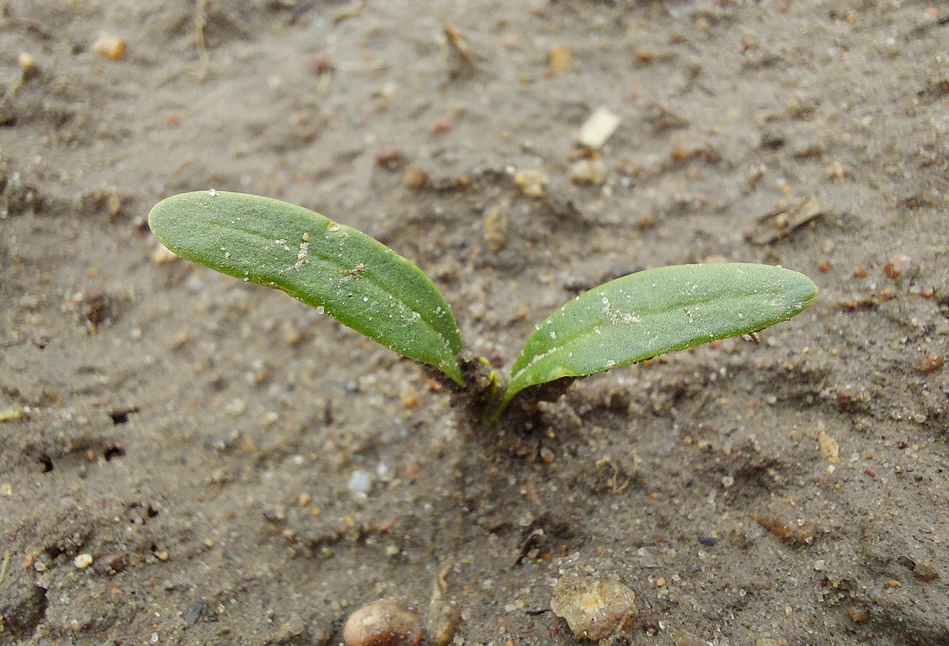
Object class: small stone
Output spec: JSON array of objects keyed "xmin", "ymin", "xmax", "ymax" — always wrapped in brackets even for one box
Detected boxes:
[
  {"xmin": 882, "ymin": 253, "xmax": 912, "ymax": 279},
  {"xmin": 92, "ymin": 552, "xmax": 128, "ymax": 575},
  {"xmin": 845, "ymin": 606, "xmax": 870, "ymax": 623},
  {"xmin": 183, "ymin": 599, "xmax": 204, "ymax": 626},
  {"xmin": 403, "ymin": 165, "xmax": 428, "ymax": 190},
  {"xmin": 223, "ymin": 398, "xmax": 246, "ymax": 416},
  {"xmin": 17, "ymin": 52, "xmax": 36, "ymax": 77},
  {"xmin": 375, "ymin": 147, "xmax": 403, "ymax": 168},
  {"xmin": 348, "ymin": 470, "xmax": 374, "ymax": 497},
  {"xmin": 276, "ymin": 612, "xmax": 307, "ymax": 639},
  {"xmin": 343, "ymin": 600, "xmax": 423, "ymax": 646},
  {"xmin": 670, "ymin": 131, "xmax": 710, "ymax": 163},
  {"xmin": 569, "ymin": 159, "xmax": 607, "ymax": 186},
  {"xmin": 0, "ymin": 483, "xmax": 12, "ymax": 496},
  {"xmin": 578, "ymin": 107, "xmax": 620, "ymax": 150},
  {"xmin": 817, "ymin": 430, "xmax": 840, "ymax": 464},
  {"xmin": 91, "ymin": 34, "xmax": 127, "ymax": 60},
  {"xmin": 914, "ymin": 561, "xmax": 939, "ymax": 581},
  {"xmin": 482, "ymin": 206, "xmax": 509, "ymax": 252},
  {"xmin": 513, "ymin": 169, "xmax": 548, "ymax": 197},
  {"xmin": 151, "ymin": 244, "xmax": 178, "ymax": 265},
  {"xmin": 546, "ymin": 45, "xmax": 572, "ymax": 77},
  {"xmin": 918, "ymin": 352, "xmax": 943, "ymax": 373},
  {"xmin": 74, "ymin": 553, "xmax": 94, "ymax": 569},
  {"xmin": 550, "ymin": 571, "xmax": 637, "ymax": 642},
  {"xmin": 426, "ymin": 598, "xmax": 461, "ymax": 646}
]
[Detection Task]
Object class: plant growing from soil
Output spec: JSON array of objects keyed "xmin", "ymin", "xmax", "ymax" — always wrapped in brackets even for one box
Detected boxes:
[{"xmin": 149, "ymin": 191, "xmax": 817, "ymax": 423}]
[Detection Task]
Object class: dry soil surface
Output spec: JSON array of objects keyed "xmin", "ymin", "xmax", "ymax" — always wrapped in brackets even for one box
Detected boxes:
[{"xmin": 1, "ymin": 1, "xmax": 948, "ymax": 645}]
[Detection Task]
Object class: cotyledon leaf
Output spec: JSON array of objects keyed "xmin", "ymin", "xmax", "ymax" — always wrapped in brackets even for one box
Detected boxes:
[
  {"xmin": 502, "ymin": 263, "xmax": 817, "ymax": 407},
  {"xmin": 148, "ymin": 191, "xmax": 465, "ymax": 385}
]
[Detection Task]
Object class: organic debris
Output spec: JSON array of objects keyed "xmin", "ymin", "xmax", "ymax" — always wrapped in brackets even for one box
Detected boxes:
[{"xmin": 746, "ymin": 197, "xmax": 825, "ymax": 245}]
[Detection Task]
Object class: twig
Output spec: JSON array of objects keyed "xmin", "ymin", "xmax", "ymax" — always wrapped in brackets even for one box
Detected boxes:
[
  {"xmin": 0, "ymin": 550, "xmax": 11, "ymax": 585},
  {"xmin": 194, "ymin": 0, "xmax": 210, "ymax": 80}
]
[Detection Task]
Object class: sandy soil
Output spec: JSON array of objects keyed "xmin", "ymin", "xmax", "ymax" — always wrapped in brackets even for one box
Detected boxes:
[{"xmin": 1, "ymin": 1, "xmax": 948, "ymax": 644}]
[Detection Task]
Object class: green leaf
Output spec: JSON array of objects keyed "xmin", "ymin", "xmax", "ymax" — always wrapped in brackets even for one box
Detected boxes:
[
  {"xmin": 149, "ymin": 191, "xmax": 465, "ymax": 385},
  {"xmin": 502, "ymin": 263, "xmax": 817, "ymax": 406}
]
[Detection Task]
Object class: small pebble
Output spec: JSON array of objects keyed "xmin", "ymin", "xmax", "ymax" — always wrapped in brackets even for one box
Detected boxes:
[
  {"xmin": 426, "ymin": 599, "xmax": 461, "ymax": 646},
  {"xmin": 348, "ymin": 470, "xmax": 374, "ymax": 497},
  {"xmin": 91, "ymin": 34, "xmax": 127, "ymax": 60},
  {"xmin": 569, "ymin": 159, "xmax": 607, "ymax": 186},
  {"xmin": 403, "ymin": 165, "xmax": 428, "ymax": 190},
  {"xmin": 17, "ymin": 52, "xmax": 36, "ymax": 77},
  {"xmin": 183, "ymin": 599, "xmax": 204, "ymax": 625},
  {"xmin": 550, "ymin": 570, "xmax": 637, "ymax": 642},
  {"xmin": 513, "ymin": 169, "xmax": 548, "ymax": 197},
  {"xmin": 817, "ymin": 430, "xmax": 840, "ymax": 464},
  {"xmin": 151, "ymin": 245, "xmax": 178, "ymax": 265},
  {"xmin": 74, "ymin": 553, "xmax": 94, "ymax": 569},
  {"xmin": 914, "ymin": 561, "xmax": 939, "ymax": 581},
  {"xmin": 845, "ymin": 606, "xmax": 870, "ymax": 623},
  {"xmin": 882, "ymin": 253, "xmax": 911, "ymax": 279},
  {"xmin": 918, "ymin": 352, "xmax": 943, "ymax": 373},
  {"xmin": 670, "ymin": 131, "xmax": 710, "ymax": 163},
  {"xmin": 343, "ymin": 600, "xmax": 423, "ymax": 646},
  {"xmin": 547, "ymin": 45, "xmax": 572, "ymax": 77},
  {"xmin": 312, "ymin": 51, "xmax": 333, "ymax": 74},
  {"xmin": 578, "ymin": 107, "xmax": 620, "ymax": 150},
  {"xmin": 431, "ymin": 118, "xmax": 452, "ymax": 134},
  {"xmin": 375, "ymin": 147, "xmax": 403, "ymax": 168},
  {"xmin": 482, "ymin": 206, "xmax": 509, "ymax": 252}
]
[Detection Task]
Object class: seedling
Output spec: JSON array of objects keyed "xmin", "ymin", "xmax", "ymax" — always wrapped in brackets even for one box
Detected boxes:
[{"xmin": 149, "ymin": 191, "xmax": 817, "ymax": 423}]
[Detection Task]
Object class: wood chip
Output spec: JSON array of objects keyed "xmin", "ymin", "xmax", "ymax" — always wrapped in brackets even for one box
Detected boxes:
[{"xmin": 746, "ymin": 197, "xmax": 824, "ymax": 245}]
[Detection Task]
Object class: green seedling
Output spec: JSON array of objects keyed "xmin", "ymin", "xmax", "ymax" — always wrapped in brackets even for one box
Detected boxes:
[{"xmin": 149, "ymin": 191, "xmax": 817, "ymax": 422}]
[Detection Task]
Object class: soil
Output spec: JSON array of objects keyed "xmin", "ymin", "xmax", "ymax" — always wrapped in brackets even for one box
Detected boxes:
[{"xmin": 1, "ymin": 1, "xmax": 948, "ymax": 645}]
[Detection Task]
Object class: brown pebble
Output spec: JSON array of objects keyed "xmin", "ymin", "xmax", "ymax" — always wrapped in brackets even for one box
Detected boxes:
[
  {"xmin": 92, "ymin": 553, "xmax": 128, "ymax": 576},
  {"xmin": 431, "ymin": 118, "xmax": 452, "ymax": 134},
  {"xmin": 853, "ymin": 265, "xmax": 867, "ymax": 278},
  {"xmin": 375, "ymin": 147, "xmax": 403, "ymax": 168},
  {"xmin": 751, "ymin": 510, "xmax": 818, "ymax": 546},
  {"xmin": 91, "ymin": 34, "xmax": 127, "ymax": 60},
  {"xmin": 918, "ymin": 352, "xmax": 943, "ymax": 373},
  {"xmin": 882, "ymin": 253, "xmax": 911, "ymax": 279},
  {"xmin": 864, "ymin": 468, "xmax": 876, "ymax": 478},
  {"xmin": 343, "ymin": 600, "xmax": 423, "ymax": 646},
  {"xmin": 914, "ymin": 561, "xmax": 939, "ymax": 581},
  {"xmin": 403, "ymin": 165, "xmax": 428, "ymax": 190},
  {"xmin": 845, "ymin": 606, "xmax": 870, "ymax": 623},
  {"xmin": 670, "ymin": 131, "xmax": 710, "ymax": 163},
  {"xmin": 641, "ymin": 610, "xmax": 661, "ymax": 634},
  {"xmin": 312, "ymin": 51, "xmax": 333, "ymax": 74}
]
